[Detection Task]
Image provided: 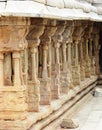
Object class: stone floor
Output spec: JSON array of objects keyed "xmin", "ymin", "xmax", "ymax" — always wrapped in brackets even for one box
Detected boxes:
[{"xmin": 59, "ymin": 93, "xmax": 102, "ymax": 130}]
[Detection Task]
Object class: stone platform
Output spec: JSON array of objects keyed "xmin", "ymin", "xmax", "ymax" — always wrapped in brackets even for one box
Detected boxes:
[{"xmin": 28, "ymin": 76, "xmax": 97, "ymax": 130}]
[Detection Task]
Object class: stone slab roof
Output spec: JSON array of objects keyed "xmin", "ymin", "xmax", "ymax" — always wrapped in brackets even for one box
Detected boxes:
[{"xmin": 0, "ymin": 0, "xmax": 102, "ymax": 21}]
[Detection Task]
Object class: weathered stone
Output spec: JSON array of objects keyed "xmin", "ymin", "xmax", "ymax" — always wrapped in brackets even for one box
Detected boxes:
[
  {"xmin": 60, "ymin": 118, "xmax": 79, "ymax": 129},
  {"xmin": 94, "ymin": 87, "xmax": 102, "ymax": 97}
]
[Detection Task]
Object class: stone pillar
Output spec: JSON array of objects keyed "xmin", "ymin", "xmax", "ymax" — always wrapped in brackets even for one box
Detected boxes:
[
  {"xmin": 60, "ymin": 22, "xmax": 74, "ymax": 93},
  {"xmin": 84, "ymin": 22, "xmax": 94, "ymax": 78},
  {"xmin": 79, "ymin": 39, "xmax": 85, "ymax": 81},
  {"xmin": 0, "ymin": 53, "xmax": 4, "ymax": 86},
  {"xmin": 92, "ymin": 24, "xmax": 100, "ymax": 75},
  {"xmin": 4, "ymin": 53, "xmax": 12, "ymax": 85},
  {"xmin": 0, "ymin": 17, "xmax": 29, "ymax": 124},
  {"xmin": 85, "ymin": 39, "xmax": 91, "ymax": 77},
  {"xmin": 27, "ymin": 18, "xmax": 47, "ymax": 111},
  {"xmin": 67, "ymin": 42, "xmax": 73, "ymax": 88},
  {"xmin": 72, "ymin": 42, "xmax": 81, "ymax": 85},
  {"xmin": 40, "ymin": 19, "xmax": 57, "ymax": 104},
  {"xmin": 89, "ymin": 39, "xmax": 96, "ymax": 75},
  {"xmin": 72, "ymin": 21, "xmax": 84, "ymax": 85},
  {"xmin": 52, "ymin": 21, "xmax": 66, "ymax": 98},
  {"xmin": 53, "ymin": 42, "xmax": 61, "ymax": 98},
  {"xmin": 13, "ymin": 52, "xmax": 21, "ymax": 86},
  {"xmin": 42, "ymin": 45, "xmax": 48, "ymax": 78},
  {"xmin": 40, "ymin": 44, "xmax": 51, "ymax": 105}
]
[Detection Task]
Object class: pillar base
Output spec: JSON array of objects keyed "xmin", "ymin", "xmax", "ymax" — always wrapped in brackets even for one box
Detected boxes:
[
  {"xmin": 85, "ymin": 59, "xmax": 91, "ymax": 78},
  {"xmin": 60, "ymin": 71, "xmax": 71, "ymax": 94},
  {"xmin": 51, "ymin": 73, "xmax": 60, "ymax": 99},
  {"xmin": 0, "ymin": 86, "xmax": 27, "ymax": 120},
  {"xmin": 28, "ymin": 80, "xmax": 40, "ymax": 112},
  {"xmin": 40, "ymin": 78, "xmax": 51, "ymax": 105},
  {"xmin": 80, "ymin": 64, "xmax": 85, "ymax": 81},
  {"xmin": 72, "ymin": 65, "xmax": 81, "ymax": 86}
]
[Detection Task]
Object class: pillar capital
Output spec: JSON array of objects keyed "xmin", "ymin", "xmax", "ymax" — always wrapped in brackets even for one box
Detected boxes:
[
  {"xmin": 0, "ymin": 17, "xmax": 29, "ymax": 52},
  {"xmin": 52, "ymin": 21, "xmax": 66, "ymax": 44},
  {"xmin": 62, "ymin": 21, "xmax": 74, "ymax": 44},
  {"xmin": 27, "ymin": 18, "xmax": 47, "ymax": 48},
  {"xmin": 40, "ymin": 19, "xmax": 57, "ymax": 46},
  {"xmin": 12, "ymin": 52, "xmax": 20, "ymax": 59}
]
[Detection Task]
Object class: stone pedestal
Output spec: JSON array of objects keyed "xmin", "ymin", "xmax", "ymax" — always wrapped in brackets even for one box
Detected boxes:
[
  {"xmin": 72, "ymin": 65, "xmax": 81, "ymax": 85},
  {"xmin": 40, "ymin": 78, "xmax": 51, "ymax": 105},
  {"xmin": 0, "ymin": 86, "xmax": 27, "ymax": 120},
  {"xmin": 28, "ymin": 81, "xmax": 40, "ymax": 111}
]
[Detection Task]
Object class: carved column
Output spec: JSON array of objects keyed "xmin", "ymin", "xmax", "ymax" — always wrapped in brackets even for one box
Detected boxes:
[
  {"xmin": 52, "ymin": 21, "xmax": 66, "ymax": 98},
  {"xmin": 4, "ymin": 53, "xmax": 12, "ymax": 85},
  {"xmin": 85, "ymin": 39, "xmax": 91, "ymax": 77},
  {"xmin": 83, "ymin": 22, "xmax": 93, "ymax": 78},
  {"xmin": 27, "ymin": 18, "xmax": 47, "ymax": 111},
  {"xmin": 13, "ymin": 52, "xmax": 21, "ymax": 86},
  {"xmin": 79, "ymin": 38, "xmax": 85, "ymax": 81},
  {"xmin": 92, "ymin": 24, "xmax": 100, "ymax": 75},
  {"xmin": 72, "ymin": 21, "xmax": 84, "ymax": 86},
  {"xmin": 0, "ymin": 17, "xmax": 29, "ymax": 125},
  {"xmin": 61, "ymin": 22, "xmax": 73, "ymax": 93},
  {"xmin": 40, "ymin": 20, "xmax": 57, "ymax": 104},
  {"xmin": 0, "ymin": 53, "xmax": 4, "ymax": 86},
  {"xmin": 72, "ymin": 42, "xmax": 81, "ymax": 85},
  {"xmin": 89, "ymin": 38, "xmax": 96, "ymax": 75}
]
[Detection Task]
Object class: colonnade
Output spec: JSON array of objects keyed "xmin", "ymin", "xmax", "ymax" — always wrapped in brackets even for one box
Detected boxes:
[{"xmin": 0, "ymin": 17, "xmax": 100, "ymax": 127}]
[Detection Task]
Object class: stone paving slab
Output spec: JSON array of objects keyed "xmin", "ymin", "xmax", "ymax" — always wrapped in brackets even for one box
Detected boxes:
[{"xmin": 59, "ymin": 96, "xmax": 102, "ymax": 130}]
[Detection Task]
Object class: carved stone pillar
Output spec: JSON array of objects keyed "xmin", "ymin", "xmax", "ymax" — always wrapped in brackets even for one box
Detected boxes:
[
  {"xmin": 60, "ymin": 22, "xmax": 73, "ymax": 93},
  {"xmin": 40, "ymin": 20, "xmax": 57, "ymax": 104},
  {"xmin": 84, "ymin": 22, "xmax": 93, "ymax": 78},
  {"xmin": 72, "ymin": 21, "xmax": 85, "ymax": 85},
  {"xmin": 27, "ymin": 18, "xmax": 47, "ymax": 111},
  {"xmin": 13, "ymin": 52, "xmax": 21, "ymax": 86},
  {"xmin": 0, "ymin": 17, "xmax": 29, "ymax": 123},
  {"xmin": 4, "ymin": 53, "xmax": 12, "ymax": 85},
  {"xmin": 53, "ymin": 42, "xmax": 61, "ymax": 98},
  {"xmin": 89, "ymin": 38, "xmax": 96, "ymax": 75},
  {"xmin": 79, "ymin": 39, "xmax": 85, "ymax": 81},
  {"xmin": 92, "ymin": 24, "xmax": 100, "ymax": 75},
  {"xmin": 85, "ymin": 39, "xmax": 91, "ymax": 77},
  {"xmin": 52, "ymin": 21, "xmax": 66, "ymax": 98},
  {"xmin": 0, "ymin": 53, "xmax": 4, "ymax": 86},
  {"xmin": 72, "ymin": 42, "xmax": 81, "ymax": 85}
]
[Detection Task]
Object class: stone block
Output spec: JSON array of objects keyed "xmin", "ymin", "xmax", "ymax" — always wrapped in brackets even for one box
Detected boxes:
[
  {"xmin": 0, "ymin": 86, "xmax": 27, "ymax": 120},
  {"xmin": 28, "ymin": 81, "xmax": 40, "ymax": 112},
  {"xmin": 60, "ymin": 118, "xmax": 79, "ymax": 129},
  {"xmin": 40, "ymin": 78, "xmax": 51, "ymax": 105},
  {"xmin": 94, "ymin": 87, "xmax": 102, "ymax": 97}
]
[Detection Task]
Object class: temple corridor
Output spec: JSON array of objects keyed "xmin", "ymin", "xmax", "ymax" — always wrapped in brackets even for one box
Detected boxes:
[{"xmin": 0, "ymin": 17, "xmax": 102, "ymax": 130}]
